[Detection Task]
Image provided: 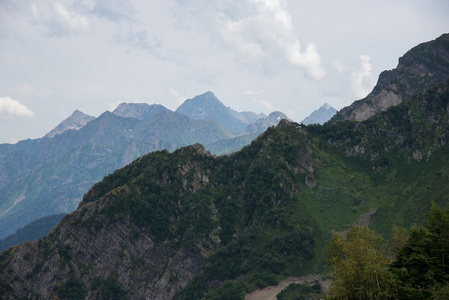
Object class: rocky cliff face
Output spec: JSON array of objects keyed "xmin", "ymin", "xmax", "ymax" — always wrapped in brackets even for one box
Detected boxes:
[
  {"xmin": 311, "ymin": 79, "xmax": 449, "ymax": 173},
  {"xmin": 0, "ymin": 146, "xmax": 215, "ymax": 299},
  {"xmin": 332, "ymin": 33, "xmax": 449, "ymax": 122},
  {"xmin": 0, "ymin": 202, "xmax": 203, "ymax": 299}
]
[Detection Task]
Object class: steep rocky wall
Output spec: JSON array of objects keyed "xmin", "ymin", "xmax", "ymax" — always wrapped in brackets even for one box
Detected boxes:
[
  {"xmin": 333, "ymin": 33, "xmax": 449, "ymax": 122},
  {"xmin": 0, "ymin": 196, "xmax": 203, "ymax": 299}
]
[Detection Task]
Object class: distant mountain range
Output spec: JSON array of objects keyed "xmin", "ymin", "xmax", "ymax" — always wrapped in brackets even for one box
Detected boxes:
[
  {"xmin": 45, "ymin": 110, "xmax": 95, "ymax": 138},
  {"xmin": 175, "ymin": 91, "xmax": 265, "ymax": 132},
  {"xmin": 113, "ymin": 102, "xmax": 170, "ymax": 120},
  {"xmin": 0, "ymin": 93, "xmax": 302, "ymax": 241},
  {"xmin": 1, "ymin": 33, "xmax": 449, "ymax": 299},
  {"xmin": 301, "ymin": 103, "xmax": 337, "ymax": 125},
  {"xmin": 0, "ymin": 213, "xmax": 65, "ymax": 251}
]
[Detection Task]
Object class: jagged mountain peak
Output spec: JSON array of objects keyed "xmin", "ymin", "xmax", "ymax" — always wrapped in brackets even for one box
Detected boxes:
[
  {"xmin": 113, "ymin": 102, "xmax": 170, "ymax": 120},
  {"xmin": 71, "ymin": 109, "xmax": 85, "ymax": 116},
  {"xmin": 332, "ymin": 33, "xmax": 449, "ymax": 122},
  {"xmin": 267, "ymin": 111, "xmax": 289, "ymax": 119},
  {"xmin": 240, "ymin": 111, "xmax": 267, "ymax": 123},
  {"xmin": 193, "ymin": 91, "xmax": 219, "ymax": 103},
  {"xmin": 301, "ymin": 103, "xmax": 337, "ymax": 125},
  {"xmin": 44, "ymin": 110, "xmax": 95, "ymax": 139},
  {"xmin": 322, "ymin": 103, "xmax": 333, "ymax": 110},
  {"xmin": 176, "ymin": 92, "xmax": 250, "ymax": 132},
  {"xmin": 244, "ymin": 111, "xmax": 290, "ymax": 134},
  {"xmin": 176, "ymin": 91, "xmax": 227, "ymax": 115}
]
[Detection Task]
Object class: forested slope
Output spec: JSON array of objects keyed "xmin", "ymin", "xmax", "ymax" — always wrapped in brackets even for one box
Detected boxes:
[{"xmin": 0, "ymin": 79, "xmax": 448, "ymax": 299}]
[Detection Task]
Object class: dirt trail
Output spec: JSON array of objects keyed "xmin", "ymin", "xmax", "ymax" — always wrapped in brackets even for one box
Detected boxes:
[{"xmin": 244, "ymin": 274, "xmax": 329, "ymax": 300}]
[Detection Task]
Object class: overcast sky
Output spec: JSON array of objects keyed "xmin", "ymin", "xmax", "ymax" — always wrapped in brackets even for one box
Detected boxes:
[{"xmin": 1, "ymin": 0, "xmax": 448, "ymax": 143}]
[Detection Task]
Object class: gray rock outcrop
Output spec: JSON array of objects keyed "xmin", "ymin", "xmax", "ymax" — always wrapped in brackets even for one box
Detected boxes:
[{"xmin": 332, "ymin": 33, "xmax": 449, "ymax": 122}]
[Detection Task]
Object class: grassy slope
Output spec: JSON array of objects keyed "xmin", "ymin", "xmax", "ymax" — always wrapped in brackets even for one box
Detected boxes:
[
  {"xmin": 299, "ymin": 142, "xmax": 449, "ymax": 273},
  {"xmin": 301, "ymin": 81, "xmax": 449, "ymax": 273}
]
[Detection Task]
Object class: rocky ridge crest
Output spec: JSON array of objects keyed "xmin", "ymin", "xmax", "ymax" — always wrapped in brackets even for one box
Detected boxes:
[{"xmin": 332, "ymin": 33, "xmax": 449, "ymax": 122}]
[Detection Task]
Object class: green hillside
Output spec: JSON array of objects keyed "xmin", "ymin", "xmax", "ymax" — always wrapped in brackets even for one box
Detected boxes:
[
  {"xmin": 0, "ymin": 111, "xmax": 234, "ymax": 240},
  {"xmin": 1, "ymin": 79, "xmax": 448, "ymax": 299}
]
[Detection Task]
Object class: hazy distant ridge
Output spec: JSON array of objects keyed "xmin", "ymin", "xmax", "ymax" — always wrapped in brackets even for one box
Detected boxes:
[
  {"xmin": 301, "ymin": 103, "xmax": 336, "ymax": 125},
  {"xmin": 0, "ymin": 93, "xmax": 287, "ymax": 240}
]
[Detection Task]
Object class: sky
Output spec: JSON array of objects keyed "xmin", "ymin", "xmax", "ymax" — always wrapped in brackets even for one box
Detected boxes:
[{"xmin": 0, "ymin": 0, "xmax": 448, "ymax": 144}]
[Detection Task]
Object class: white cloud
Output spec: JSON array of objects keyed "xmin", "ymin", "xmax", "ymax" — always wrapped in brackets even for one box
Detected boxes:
[
  {"xmin": 285, "ymin": 41, "xmax": 325, "ymax": 79},
  {"xmin": 53, "ymin": 2, "xmax": 90, "ymax": 32},
  {"xmin": 351, "ymin": 55, "xmax": 374, "ymax": 98},
  {"xmin": 0, "ymin": 97, "xmax": 34, "ymax": 117},
  {"xmin": 19, "ymin": 1, "xmax": 92, "ymax": 37},
  {"xmin": 173, "ymin": 0, "xmax": 325, "ymax": 79}
]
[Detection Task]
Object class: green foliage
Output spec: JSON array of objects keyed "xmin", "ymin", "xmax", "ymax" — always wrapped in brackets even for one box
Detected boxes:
[
  {"xmin": 205, "ymin": 239, "xmax": 252, "ymax": 279},
  {"xmin": 389, "ymin": 227, "xmax": 409, "ymax": 259},
  {"xmin": 327, "ymin": 226, "xmax": 396, "ymax": 299},
  {"xmin": 79, "ymin": 126, "xmax": 321, "ymax": 285},
  {"xmin": 174, "ymin": 275, "xmax": 207, "ymax": 300},
  {"xmin": 53, "ymin": 276, "xmax": 88, "ymax": 300},
  {"xmin": 432, "ymin": 282, "xmax": 449, "ymax": 300},
  {"xmin": 57, "ymin": 244, "xmax": 73, "ymax": 261},
  {"xmin": 276, "ymin": 282, "xmax": 322, "ymax": 300},
  {"xmin": 204, "ymin": 225, "xmax": 314, "ymax": 281},
  {"xmin": 91, "ymin": 274, "xmax": 127, "ymax": 300},
  {"xmin": 390, "ymin": 203, "xmax": 449, "ymax": 299},
  {"xmin": 6, "ymin": 78, "xmax": 448, "ymax": 299},
  {"xmin": 0, "ymin": 247, "xmax": 14, "ymax": 273},
  {"xmin": 325, "ymin": 204, "xmax": 449, "ymax": 300},
  {"xmin": 309, "ymin": 80, "xmax": 449, "ymax": 172},
  {"xmin": 246, "ymin": 271, "xmax": 278, "ymax": 289},
  {"xmin": 0, "ymin": 280, "xmax": 11, "ymax": 297},
  {"xmin": 201, "ymin": 281, "xmax": 246, "ymax": 300},
  {"xmin": 80, "ymin": 84, "xmax": 449, "ymax": 296},
  {"xmin": 268, "ymin": 230, "xmax": 315, "ymax": 262}
]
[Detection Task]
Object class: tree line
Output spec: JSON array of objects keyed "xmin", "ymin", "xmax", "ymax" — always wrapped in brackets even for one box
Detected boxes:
[{"xmin": 327, "ymin": 203, "xmax": 449, "ymax": 299}]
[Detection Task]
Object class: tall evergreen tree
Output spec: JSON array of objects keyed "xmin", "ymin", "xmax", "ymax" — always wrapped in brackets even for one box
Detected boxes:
[{"xmin": 391, "ymin": 203, "xmax": 449, "ymax": 299}]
